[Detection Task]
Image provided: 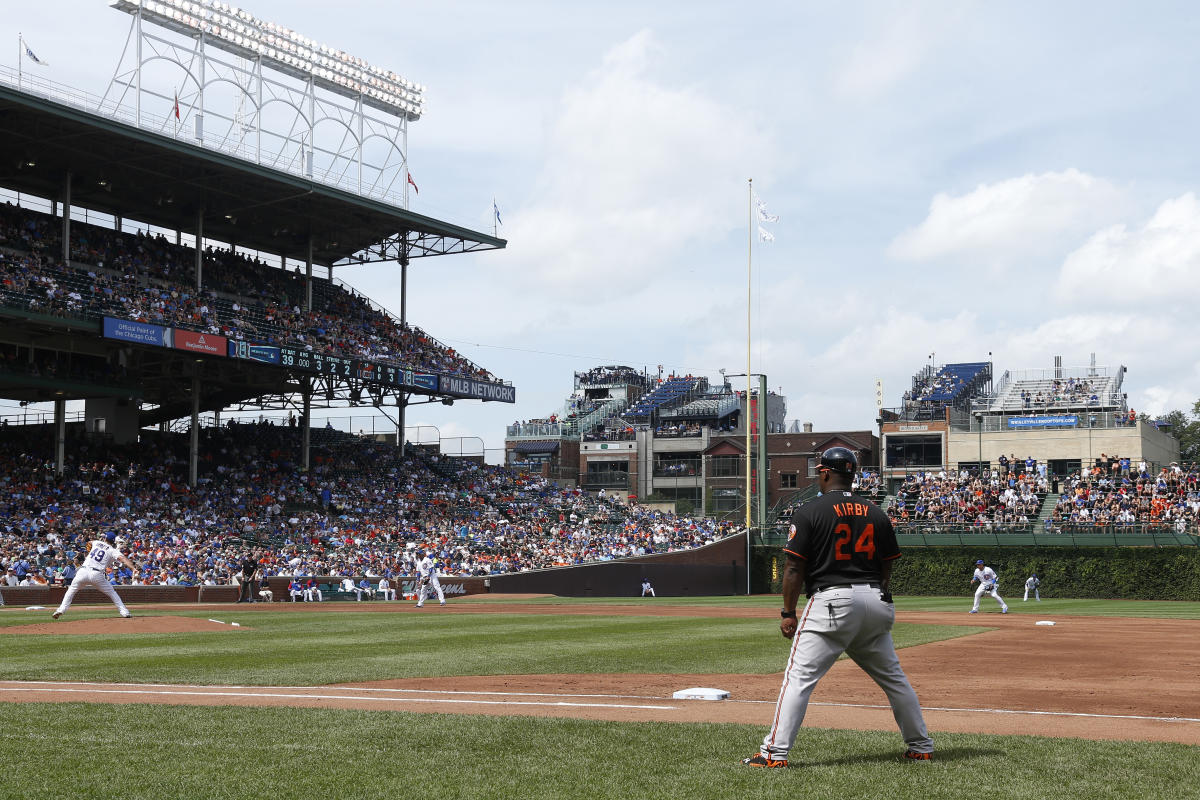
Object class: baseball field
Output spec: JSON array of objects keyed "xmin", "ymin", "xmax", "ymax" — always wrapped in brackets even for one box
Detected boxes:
[{"xmin": 1, "ymin": 595, "xmax": 1197, "ymax": 799}]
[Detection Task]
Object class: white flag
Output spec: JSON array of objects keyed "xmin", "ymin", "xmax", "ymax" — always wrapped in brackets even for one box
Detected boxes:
[
  {"xmin": 23, "ymin": 43, "xmax": 48, "ymax": 67},
  {"xmin": 754, "ymin": 192, "xmax": 778, "ymax": 223},
  {"xmin": 757, "ymin": 226, "xmax": 775, "ymax": 243}
]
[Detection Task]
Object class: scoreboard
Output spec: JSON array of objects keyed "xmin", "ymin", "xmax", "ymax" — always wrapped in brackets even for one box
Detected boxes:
[
  {"xmin": 103, "ymin": 318, "xmax": 514, "ymax": 403},
  {"xmin": 232, "ymin": 341, "xmax": 440, "ymax": 392}
]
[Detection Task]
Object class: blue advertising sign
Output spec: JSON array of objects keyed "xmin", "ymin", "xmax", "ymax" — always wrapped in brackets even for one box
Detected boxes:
[
  {"xmin": 227, "ymin": 341, "xmax": 281, "ymax": 364},
  {"xmin": 102, "ymin": 317, "xmax": 171, "ymax": 348},
  {"xmin": 1007, "ymin": 415, "xmax": 1078, "ymax": 428}
]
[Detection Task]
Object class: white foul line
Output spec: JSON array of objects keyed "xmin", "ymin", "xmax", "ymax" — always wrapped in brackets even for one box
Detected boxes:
[{"xmin": 0, "ymin": 685, "xmax": 675, "ymax": 711}]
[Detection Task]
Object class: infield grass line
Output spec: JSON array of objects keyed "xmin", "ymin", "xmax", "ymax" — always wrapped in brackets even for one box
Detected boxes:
[{"xmin": 4, "ymin": 681, "xmax": 1199, "ymax": 725}]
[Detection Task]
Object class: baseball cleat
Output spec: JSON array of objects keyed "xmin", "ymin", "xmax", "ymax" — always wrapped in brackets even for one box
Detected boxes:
[
  {"xmin": 904, "ymin": 750, "xmax": 932, "ymax": 761},
  {"xmin": 51, "ymin": 611, "xmax": 62, "ymax": 620},
  {"xmin": 1002, "ymin": 609, "xmax": 1009, "ymax": 614},
  {"xmin": 121, "ymin": 613, "xmax": 133, "ymax": 618},
  {"xmin": 968, "ymin": 610, "xmax": 978, "ymax": 614},
  {"xmin": 741, "ymin": 754, "xmax": 787, "ymax": 768}
]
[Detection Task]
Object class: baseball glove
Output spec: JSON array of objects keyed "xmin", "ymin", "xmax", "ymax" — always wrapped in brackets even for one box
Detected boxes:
[{"xmin": 419, "ymin": 576, "xmax": 430, "ymax": 587}]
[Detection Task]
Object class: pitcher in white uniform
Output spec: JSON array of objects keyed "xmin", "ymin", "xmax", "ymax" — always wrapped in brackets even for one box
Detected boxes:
[
  {"xmin": 53, "ymin": 532, "xmax": 135, "ymax": 619},
  {"xmin": 415, "ymin": 552, "xmax": 444, "ymax": 607}
]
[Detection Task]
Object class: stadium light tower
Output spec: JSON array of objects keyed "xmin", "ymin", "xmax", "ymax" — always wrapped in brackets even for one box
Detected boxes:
[{"xmin": 105, "ymin": 0, "xmax": 423, "ymax": 206}]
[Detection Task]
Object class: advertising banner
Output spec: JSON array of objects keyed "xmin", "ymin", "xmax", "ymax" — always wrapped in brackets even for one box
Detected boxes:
[
  {"xmin": 103, "ymin": 317, "xmax": 171, "ymax": 348},
  {"xmin": 173, "ymin": 330, "xmax": 227, "ymax": 357},
  {"xmin": 227, "ymin": 341, "xmax": 281, "ymax": 364},
  {"xmin": 439, "ymin": 375, "xmax": 516, "ymax": 403},
  {"xmin": 1007, "ymin": 415, "xmax": 1078, "ymax": 428}
]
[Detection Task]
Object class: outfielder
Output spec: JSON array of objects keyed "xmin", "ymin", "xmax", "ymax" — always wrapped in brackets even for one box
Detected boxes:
[
  {"xmin": 415, "ymin": 551, "xmax": 445, "ymax": 607},
  {"xmin": 743, "ymin": 447, "xmax": 934, "ymax": 767},
  {"xmin": 52, "ymin": 532, "xmax": 134, "ymax": 619},
  {"xmin": 970, "ymin": 559, "xmax": 1008, "ymax": 614},
  {"xmin": 1024, "ymin": 573, "xmax": 1041, "ymax": 602},
  {"xmin": 641, "ymin": 578, "xmax": 655, "ymax": 597}
]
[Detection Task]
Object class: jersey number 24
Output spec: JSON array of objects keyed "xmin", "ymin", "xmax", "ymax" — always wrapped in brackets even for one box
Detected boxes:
[{"xmin": 834, "ymin": 523, "xmax": 875, "ymax": 560}]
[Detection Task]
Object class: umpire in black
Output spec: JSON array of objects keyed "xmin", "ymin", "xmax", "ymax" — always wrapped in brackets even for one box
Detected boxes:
[
  {"xmin": 237, "ymin": 550, "xmax": 260, "ymax": 603},
  {"xmin": 742, "ymin": 447, "xmax": 934, "ymax": 767}
]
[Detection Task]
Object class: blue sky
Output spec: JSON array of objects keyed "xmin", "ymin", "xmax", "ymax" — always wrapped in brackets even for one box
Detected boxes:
[{"xmin": 7, "ymin": 1, "xmax": 1200, "ymax": 457}]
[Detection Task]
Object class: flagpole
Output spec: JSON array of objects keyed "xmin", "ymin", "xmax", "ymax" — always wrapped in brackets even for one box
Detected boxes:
[
  {"xmin": 492, "ymin": 197, "xmax": 497, "ymax": 238},
  {"xmin": 746, "ymin": 177, "xmax": 753, "ymax": 592},
  {"xmin": 17, "ymin": 33, "xmax": 22, "ymax": 86}
]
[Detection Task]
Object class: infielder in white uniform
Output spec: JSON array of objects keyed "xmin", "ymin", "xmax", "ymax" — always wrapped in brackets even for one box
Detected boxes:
[
  {"xmin": 970, "ymin": 559, "xmax": 1008, "ymax": 614},
  {"xmin": 1024, "ymin": 573, "xmax": 1041, "ymax": 601},
  {"xmin": 53, "ymin": 532, "xmax": 134, "ymax": 619},
  {"xmin": 415, "ymin": 552, "xmax": 444, "ymax": 607}
]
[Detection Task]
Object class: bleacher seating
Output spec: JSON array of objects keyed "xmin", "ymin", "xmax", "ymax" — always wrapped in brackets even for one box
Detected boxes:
[
  {"xmin": 886, "ymin": 469, "xmax": 1047, "ymax": 530},
  {"xmin": 0, "ymin": 202, "xmax": 497, "ymax": 381},
  {"xmin": 622, "ymin": 376, "xmax": 707, "ymax": 420},
  {"xmin": 0, "ymin": 423, "xmax": 736, "ymax": 589},
  {"xmin": 991, "ymin": 374, "xmax": 1121, "ymax": 413}
]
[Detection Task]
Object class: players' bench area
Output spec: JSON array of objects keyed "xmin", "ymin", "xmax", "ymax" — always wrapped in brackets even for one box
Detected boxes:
[{"xmin": 257, "ymin": 577, "xmax": 400, "ymax": 602}]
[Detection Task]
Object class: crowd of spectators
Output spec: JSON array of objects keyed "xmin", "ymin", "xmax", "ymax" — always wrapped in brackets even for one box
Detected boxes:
[
  {"xmin": 575, "ymin": 366, "xmax": 648, "ymax": 388},
  {"xmin": 0, "ymin": 423, "xmax": 738, "ymax": 588},
  {"xmin": 0, "ymin": 202, "xmax": 495, "ymax": 381},
  {"xmin": 1018, "ymin": 377, "xmax": 1104, "ymax": 409},
  {"xmin": 887, "ymin": 469, "xmax": 1046, "ymax": 530},
  {"xmin": 1048, "ymin": 458, "xmax": 1199, "ymax": 530}
]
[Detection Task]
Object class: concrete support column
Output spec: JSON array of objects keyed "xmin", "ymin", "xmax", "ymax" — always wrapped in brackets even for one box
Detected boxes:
[
  {"xmin": 195, "ymin": 210, "xmax": 204, "ymax": 291},
  {"xmin": 54, "ymin": 399, "xmax": 66, "ymax": 477},
  {"xmin": 302, "ymin": 381, "xmax": 312, "ymax": 471},
  {"xmin": 305, "ymin": 237, "xmax": 313, "ymax": 311},
  {"xmin": 400, "ymin": 256, "xmax": 408, "ymax": 326},
  {"xmin": 189, "ymin": 375, "xmax": 200, "ymax": 487},
  {"xmin": 61, "ymin": 172, "xmax": 71, "ymax": 265},
  {"xmin": 398, "ymin": 394, "xmax": 406, "ymax": 457}
]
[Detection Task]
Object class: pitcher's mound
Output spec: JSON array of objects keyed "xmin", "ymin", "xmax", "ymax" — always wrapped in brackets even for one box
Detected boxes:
[{"xmin": 0, "ymin": 616, "xmax": 248, "ymax": 635}]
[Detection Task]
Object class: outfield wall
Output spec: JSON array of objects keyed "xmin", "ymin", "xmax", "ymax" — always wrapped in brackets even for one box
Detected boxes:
[
  {"xmin": 751, "ymin": 544, "xmax": 1200, "ymax": 600},
  {"xmin": 0, "ymin": 534, "xmax": 751, "ymax": 605}
]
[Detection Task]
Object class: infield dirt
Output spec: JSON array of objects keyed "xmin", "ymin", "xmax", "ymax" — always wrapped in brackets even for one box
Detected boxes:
[{"xmin": 0, "ymin": 602, "xmax": 1195, "ymax": 745}]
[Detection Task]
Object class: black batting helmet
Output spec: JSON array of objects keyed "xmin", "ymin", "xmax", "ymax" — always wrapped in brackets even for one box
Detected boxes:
[{"xmin": 817, "ymin": 446, "xmax": 858, "ymax": 475}]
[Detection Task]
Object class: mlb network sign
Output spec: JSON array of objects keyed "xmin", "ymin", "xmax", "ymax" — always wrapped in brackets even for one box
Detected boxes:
[{"xmin": 440, "ymin": 376, "xmax": 516, "ymax": 404}]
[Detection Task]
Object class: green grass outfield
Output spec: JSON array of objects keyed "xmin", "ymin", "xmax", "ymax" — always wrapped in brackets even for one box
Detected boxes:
[
  {"xmin": 1, "ymin": 704, "xmax": 1195, "ymax": 800},
  {"xmin": 0, "ymin": 606, "xmax": 980, "ymax": 684},
  {"xmin": 0, "ymin": 597, "xmax": 1196, "ymax": 799},
  {"xmin": 459, "ymin": 593, "xmax": 1200, "ymax": 618}
]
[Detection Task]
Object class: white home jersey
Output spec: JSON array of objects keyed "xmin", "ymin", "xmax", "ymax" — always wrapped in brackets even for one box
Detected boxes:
[{"xmin": 83, "ymin": 541, "xmax": 120, "ymax": 572}]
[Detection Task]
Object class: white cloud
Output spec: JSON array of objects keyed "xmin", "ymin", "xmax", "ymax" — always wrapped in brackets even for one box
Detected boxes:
[
  {"xmin": 1057, "ymin": 192, "xmax": 1200, "ymax": 304},
  {"xmin": 889, "ymin": 169, "xmax": 1126, "ymax": 265},
  {"xmin": 501, "ymin": 30, "xmax": 775, "ymax": 297}
]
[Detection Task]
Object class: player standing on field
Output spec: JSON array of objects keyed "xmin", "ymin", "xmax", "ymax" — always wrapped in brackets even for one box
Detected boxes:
[
  {"xmin": 1024, "ymin": 573, "xmax": 1041, "ymax": 602},
  {"xmin": 970, "ymin": 560, "xmax": 1009, "ymax": 614},
  {"xmin": 414, "ymin": 551, "xmax": 445, "ymax": 607},
  {"xmin": 742, "ymin": 447, "xmax": 934, "ymax": 767},
  {"xmin": 52, "ymin": 531, "xmax": 135, "ymax": 619}
]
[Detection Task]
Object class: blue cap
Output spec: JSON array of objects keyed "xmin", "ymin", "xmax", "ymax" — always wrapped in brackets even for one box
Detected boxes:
[
  {"xmin": 105, "ymin": 531, "xmax": 118, "ymax": 544},
  {"xmin": 976, "ymin": 559, "xmax": 984, "ymax": 565}
]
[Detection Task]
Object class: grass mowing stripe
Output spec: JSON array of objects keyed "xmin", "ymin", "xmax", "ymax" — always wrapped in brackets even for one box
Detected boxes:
[
  {"xmin": 0, "ymin": 612, "xmax": 981, "ymax": 685},
  {"xmin": 453, "ymin": 594, "xmax": 1200, "ymax": 618},
  {"xmin": 0, "ymin": 703, "xmax": 1194, "ymax": 800}
]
